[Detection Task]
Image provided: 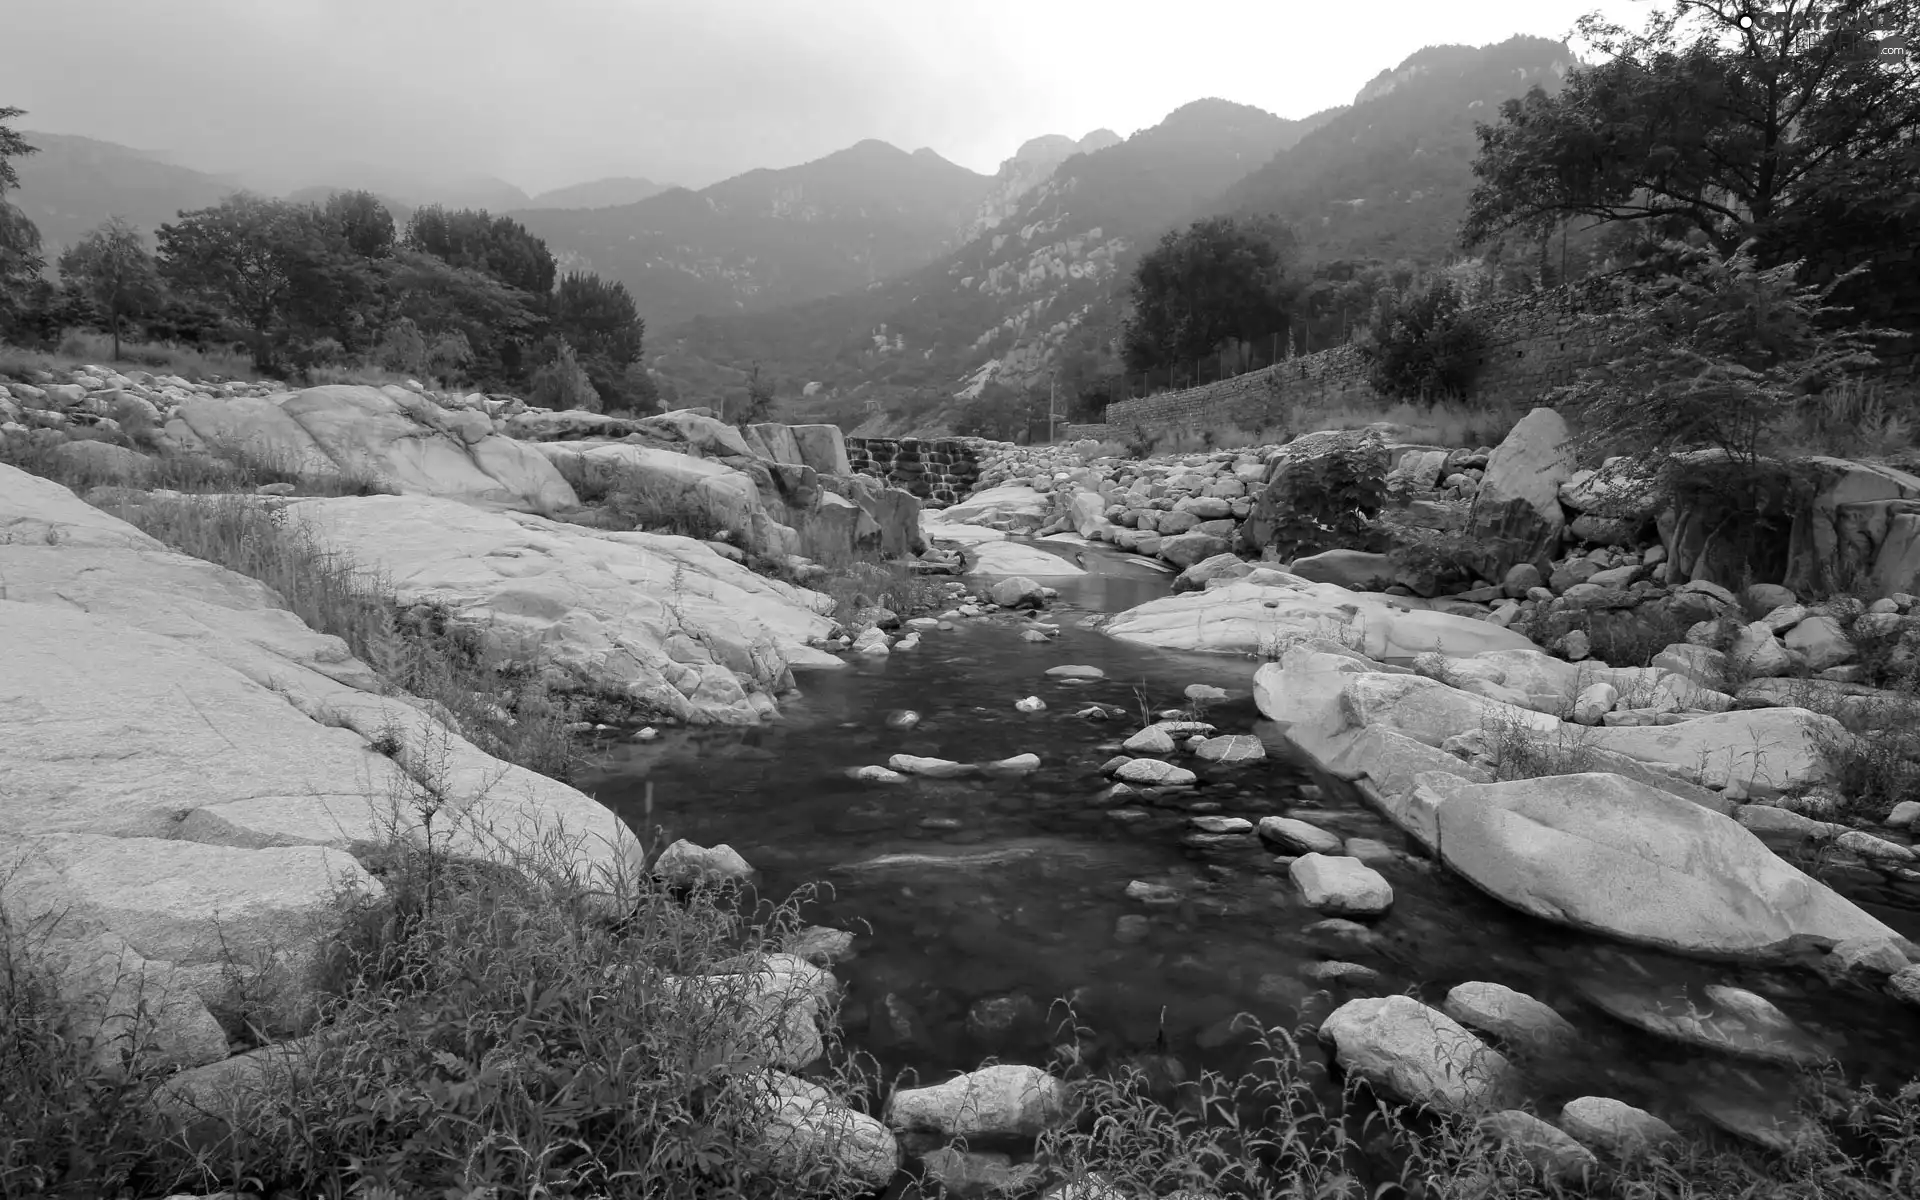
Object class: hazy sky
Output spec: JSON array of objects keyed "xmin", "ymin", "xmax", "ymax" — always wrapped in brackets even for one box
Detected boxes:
[{"xmin": 9, "ymin": 0, "xmax": 1662, "ymax": 197}]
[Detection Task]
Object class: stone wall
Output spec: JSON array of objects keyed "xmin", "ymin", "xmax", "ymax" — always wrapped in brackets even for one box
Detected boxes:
[
  {"xmin": 845, "ymin": 436, "xmax": 985, "ymax": 508},
  {"xmin": 1099, "ymin": 279, "xmax": 1627, "ymax": 437}
]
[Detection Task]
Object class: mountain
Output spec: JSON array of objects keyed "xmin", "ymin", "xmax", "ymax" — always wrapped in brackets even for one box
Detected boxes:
[
  {"xmin": 650, "ymin": 98, "xmax": 1336, "ymax": 419},
  {"xmin": 10, "ymin": 132, "xmax": 239, "ymax": 253},
  {"xmin": 513, "ymin": 139, "xmax": 995, "ymax": 329},
  {"xmin": 957, "ymin": 129, "xmax": 1121, "ymax": 243},
  {"xmin": 528, "ymin": 177, "xmax": 674, "ymax": 209},
  {"xmin": 280, "ymin": 167, "xmax": 531, "ymax": 214},
  {"xmin": 1216, "ymin": 36, "xmax": 1577, "ymax": 263}
]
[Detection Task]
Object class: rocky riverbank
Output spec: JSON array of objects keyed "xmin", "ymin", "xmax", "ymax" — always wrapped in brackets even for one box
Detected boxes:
[{"xmin": 7, "ymin": 359, "xmax": 1920, "ymax": 1196}]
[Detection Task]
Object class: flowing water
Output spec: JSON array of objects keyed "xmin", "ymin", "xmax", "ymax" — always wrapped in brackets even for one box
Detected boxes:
[{"xmin": 581, "ymin": 538, "xmax": 1920, "ymax": 1135}]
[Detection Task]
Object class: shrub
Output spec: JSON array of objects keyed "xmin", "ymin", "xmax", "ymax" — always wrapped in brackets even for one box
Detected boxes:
[
  {"xmin": 529, "ymin": 340, "xmax": 601, "ymax": 412},
  {"xmin": 1358, "ymin": 275, "xmax": 1486, "ymax": 405},
  {"xmin": 3, "ymin": 814, "xmax": 888, "ymax": 1200},
  {"xmin": 1260, "ymin": 430, "xmax": 1389, "ymax": 560}
]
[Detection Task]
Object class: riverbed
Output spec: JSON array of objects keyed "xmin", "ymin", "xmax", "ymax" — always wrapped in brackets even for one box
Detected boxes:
[{"xmin": 581, "ymin": 539, "xmax": 1920, "ymax": 1140}]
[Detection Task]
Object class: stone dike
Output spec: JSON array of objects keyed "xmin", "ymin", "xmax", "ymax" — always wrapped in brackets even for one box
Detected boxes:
[{"xmin": 845, "ymin": 435, "xmax": 989, "ymax": 507}]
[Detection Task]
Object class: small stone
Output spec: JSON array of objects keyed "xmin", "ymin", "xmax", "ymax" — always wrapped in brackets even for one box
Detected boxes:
[
  {"xmin": 1830, "ymin": 936, "xmax": 1911, "ymax": 977},
  {"xmin": 1555, "ymin": 629, "xmax": 1591, "ymax": 661},
  {"xmin": 653, "ymin": 839, "xmax": 753, "ymax": 887},
  {"xmin": 1442, "ymin": 981, "xmax": 1577, "ymax": 1050},
  {"xmin": 888, "ymin": 754, "xmax": 978, "ymax": 779},
  {"xmin": 1289, "ymin": 854, "xmax": 1393, "ymax": 917},
  {"xmin": 1122, "ymin": 726, "xmax": 1177, "ymax": 754},
  {"xmin": 1046, "ymin": 664, "xmax": 1105, "ymax": 680},
  {"xmin": 1194, "ymin": 734, "xmax": 1266, "ymax": 763},
  {"xmin": 885, "ymin": 709, "xmax": 921, "ymax": 730},
  {"xmin": 983, "ymin": 753, "xmax": 1041, "ymax": 774},
  {"xmin": 1014, "ymin": 696, "xmax": 1047, "ymax": 713},
  {"xmin": 1343, "ymin": 837, "xmax": 1395, "ymax": 864},
  {"xmin": 1184, "ymin": 683, "xmax": 1230, "ymax": 703},
  {"xmin": 1125, "ymin": 880, "xmax": 1183, "ymax": 905},
  {"xmin": 1115, "ymin": 914, "xmax": 1151, "ymax": 944},
  {"xmin": 1304, "ymin": 918, "xmax": 1383, "ymax": 956},
  {"xmin": 1558, "ymin": 1096, "xmax": 1679, "ymax": 1160},
  {"xmin": 1115, "ymin": 759, "xmax": 1197, "ymax": 786},
  {"xmin": 1189, "ymin": 815, "xmax": 1253, "ymax": 834},
  {"xmin": 849, "ymin": 765, "xmax": 908, "ymax": 783},
  {"xmin": 1302, "ymin": 961, "xmax": 1380, "ymax": 987},
  {"xmin": 1478, "ymin": 1110, "xmax": 1597, "ymax": 1181},
  {"xmin": 1257, "ymin": 817, "xmax": 1343, "ymax": 855},
  {"xmin": 1890, "ymin": 966, "xmax": 1920, "ymax": 1007}
]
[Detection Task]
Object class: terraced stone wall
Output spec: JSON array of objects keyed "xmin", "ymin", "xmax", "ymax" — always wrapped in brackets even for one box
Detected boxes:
[{"xmin": 845, "ymin": 437, "xmax": 983, "ymax": 508}]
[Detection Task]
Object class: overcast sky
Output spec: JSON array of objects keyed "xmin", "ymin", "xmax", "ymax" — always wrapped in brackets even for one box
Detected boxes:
[{"xmin": 10, "ymin": 0, "xmax": 1662, "ymax": 197}]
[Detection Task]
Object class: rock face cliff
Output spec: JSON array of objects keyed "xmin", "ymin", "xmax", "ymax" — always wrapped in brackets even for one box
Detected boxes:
[{"xmin": 956, "ymin": 129, "xmax": 1121, "ymax": 244}]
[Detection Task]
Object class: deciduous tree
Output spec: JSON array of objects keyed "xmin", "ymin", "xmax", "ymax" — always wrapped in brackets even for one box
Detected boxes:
[
  {"xmin": 58, "ymin": 216, "xmax": 162, "ymax": 359},
  {"xmin": 1121, "ymin": 216, "xmax": 1300, "ymax": 373}
]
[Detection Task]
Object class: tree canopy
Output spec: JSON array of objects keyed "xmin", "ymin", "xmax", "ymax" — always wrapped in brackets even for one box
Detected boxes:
[
  {"xmin": 1462, "ymin": 0, "xmax": 1920, "ymax": 336},
  {"xmin": 1121, "ymin": 215, "xmax": 1301, "ymax": 373},
  {"xmin": 0, "ymin": 107, "xmax": 44, "ymax": 318},
  {"xmin": 404, "ymin": 206, "xmax": 556, "ymax": 299},
  {"xmin": 57, "ymin": 216, "xmax": 161, "ymax": 359}
]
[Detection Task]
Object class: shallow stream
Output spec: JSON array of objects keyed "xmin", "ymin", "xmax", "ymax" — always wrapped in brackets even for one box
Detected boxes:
[{"xmin": 581, "ymin": 539, "xmax": 1920, "ymax": 1141}]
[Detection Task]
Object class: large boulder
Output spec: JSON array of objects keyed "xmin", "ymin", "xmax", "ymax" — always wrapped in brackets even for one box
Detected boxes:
[
  {"xmin": 1106, "ymin": 576, "xmax": 1535, "ymax": 659},
  {"xmin": 284, "ymin": 493, "xmax": 843, "ymax": 723},
  {"xmin": 967, "ymin": 540, "xmax": 1086, "ymax": 577},
  {"xmin": 788, "ymin": 424, "xmax": 852, "ymax": 476},
  {"xmin": 179, "ymin": 386, "xmax": 579, "ymax": 511},
  {"xmin": 1318, "ymin": 995, "xmax": 1516, "ymax": 1113},
  {"xmin": 1467, "ymin": 407, "xmax": 1575, "ymax": 577},
  {"xmin": 1585, "ymin": 708, "xmax": 1844, "ymax": 797},
  {"xmin": 1288, "ymin": 549, "xmax": 1396, "ymax": 591},
  {"xmin": 1429, "ymin": 772, "xmax": 1901, "ymax": 959},
  {"xmin": 936, "ymin": 485, "xmax": 1052, "ymax": 533},
  {"xmin": 0, "ymin": 466, "xmax": 645, "ymax": 1068}
]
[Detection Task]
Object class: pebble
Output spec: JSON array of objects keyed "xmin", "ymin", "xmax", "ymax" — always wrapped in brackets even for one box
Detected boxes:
[
  {"xmin": 1014, "ymin": 696, "xmax": 1047, "ymax": 713},
  {"xmin": 1189, "ymin": 816, "xmax": 1252, "ymax": 834},
  {"xmin": 848, "ymin": 765, "xmax": 908, "ymax": 783},
  {"xmin": 1045, "ymin": 664, "xmax": 1106, "ymax": 680},
  {"xmin": 1122, "ymin": 727, "xmax": 1177, "ymax": 755},
  {"xmin": 1124, "ymin": 880, "xmax": 1183, "ymax": 905}
]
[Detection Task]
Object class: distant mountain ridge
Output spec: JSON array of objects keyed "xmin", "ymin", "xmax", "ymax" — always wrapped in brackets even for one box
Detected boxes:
[
  {"xmin": 513, "ymin": 139, "xmax": 996, "ymax": 328},
  {"xmin": 649, "ymin": 37, "xmax": 1584, "ymax": 424},
  {"xmin": 649, "ymin": 98, "xmax": 1336, "ymax": 417},
  {"xmin": 1218, "ymin": 36, "xmax": 1577, "ymax": 264},
  {"xmin": 957, "ymin": 129, "xmax": 1121, "ymax": 244},
  {"xmin": 528, "ymin": 177, "xmax": 673, "ymax": 210},
  {"xmin": 11, "ymin": 132, "xmax": 238, "ymax": 254}
]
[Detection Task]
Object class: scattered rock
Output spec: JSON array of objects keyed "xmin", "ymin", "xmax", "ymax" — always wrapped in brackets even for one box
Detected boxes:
[
  {"xmin": 1289, "ymin": 854, "xmax": 1393, "ymax": 917},
  {"xmin": 1558, "ymin": 1096, "xmax": 1679, "ymax": 1160},
  {"xmin": 1318, "ymin": 994, "xmax": 1515, "ymax": 1113},
  {"xmin": 883, "ymin": 1064, "xmax": 1072, "ymax": 1137},
  {"xmin": 1442, "ymin": 982, "xmax": 1577, "ymax": 1051},
  {"xmin": 1477, "ymin": 1109, "xmax": 1597, "ymax": 1181}
]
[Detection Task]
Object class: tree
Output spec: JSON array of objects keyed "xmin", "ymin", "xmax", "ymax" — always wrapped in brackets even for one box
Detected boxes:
[
  {"xmin": 1554, "ymin": 238, "xmax": 1893, "ymax": 467},
  {"xmin": 157, "ymin": 194, "xmax": 314, "ymax": 367},
  {"xmin": 1122, "ymin": 216, "xmax": 1300, "ymax": 374},
  {"xmin": 322, "ymin": 190, "xmax": 396, "ymax": 260},
  {"xmin": 58, "ymin": 216, "xmax": 162, "ymax": 358},
  {"xmin": 951, "ymin": 382, "xmax": 1031, "ymax": 442},
  {"xmin": 729, "ymin": 363, "xmax": 776, "ymax": 427},
  {"xmin": 382, "ymin": 249, "xmax": 542, "ymax": 388},
  {"xmin": 404, "ymin": 205, "xmax": 556, "ymax": 299},
  {"xmin": 552, "ymin": 271, "xmax": 651, "ymax": 409},
  {"xmin": 1358, "ymin": 275, "xmax": 1488, "ymax": 404},
  {"xmin": 528, "ymin": 339, "xmax": 600, "ymax": 412},
  {"xmin": 0, "ymin": 107, "xmax": 44, "ymax": 329},
  {"xmin": 1462, "ymin": 2, "xmax": 1920, "ymax": 336}
]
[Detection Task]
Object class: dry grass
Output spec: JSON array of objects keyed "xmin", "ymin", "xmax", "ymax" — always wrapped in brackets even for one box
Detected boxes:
[
  {"xmin": 3, "ymin": 794, "xmax": 887, "ymax": 1200},
  {"xmin": 0, "ymin": 433, "xmax": 389, "ymax": 499},
  {"xmin": 1778, "ymin": 376, "xmax": 1919, "ymax": 462},
  {"xmin": 99, "ymin": 492, "xmax": 600, "ymax": 777},
  {"xmin": 0, "ymin": 334, "xmax": 261, "ymax": 383}
]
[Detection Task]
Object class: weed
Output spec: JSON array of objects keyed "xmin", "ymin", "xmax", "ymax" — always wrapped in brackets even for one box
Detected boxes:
[{"xmin": 0, "ymin": 335, "xmax": 262, "ymax": 383}]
